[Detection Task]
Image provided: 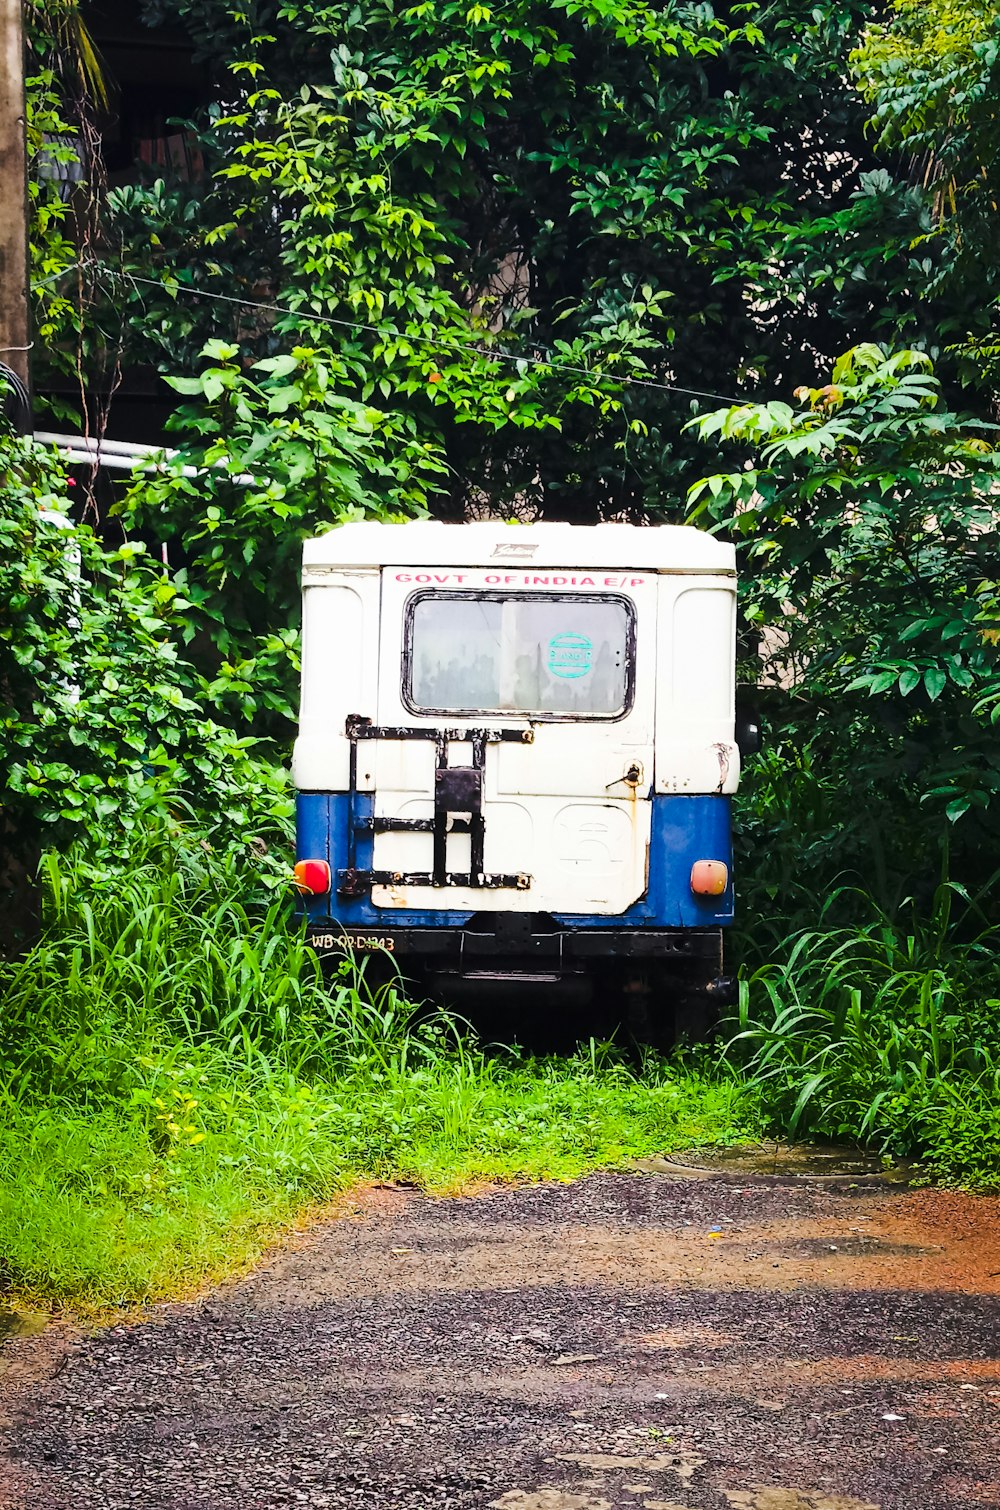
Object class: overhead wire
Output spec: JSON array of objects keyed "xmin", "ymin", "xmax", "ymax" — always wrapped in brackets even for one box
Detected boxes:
[
  {"xmin": 30, "ymin": 260, "xmax": 87, "ymax": 290},
  {"xmin": 76, "ymin": 260, "xmax": 746, "ymax": 408}
]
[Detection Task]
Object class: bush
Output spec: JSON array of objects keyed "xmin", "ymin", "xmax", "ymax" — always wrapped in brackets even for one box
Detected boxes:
[
  {"xmin": 727, "ymin": 880, "xmax": 1000, "ymax": 1181},
  {"xmin": 0, "ymin": 435, "xmax": 291, "ymax": 898}
]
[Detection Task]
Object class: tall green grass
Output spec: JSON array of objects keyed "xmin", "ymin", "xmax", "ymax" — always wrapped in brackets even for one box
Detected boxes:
[
  {"xmin": 724, "ymin": 738, "xmax": 1000, "ymax": 1180},
  {"xmin": 4, "ymin": 845, "xmax": 438, "ymax": 1098},
  {"xmin": 728, "ymin": 881, "xmax": 1000, "ymax": 1178},
  {"xmin": 0, "ymin": 824, "xmax": 757, "ymax": 1309}
]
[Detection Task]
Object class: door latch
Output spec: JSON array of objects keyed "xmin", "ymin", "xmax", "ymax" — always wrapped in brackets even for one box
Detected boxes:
[{"xmin": 606, "ymin": 762, "xmax": 644, "ymax": 791}]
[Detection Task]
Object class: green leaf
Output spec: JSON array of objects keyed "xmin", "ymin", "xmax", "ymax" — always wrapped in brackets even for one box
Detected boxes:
[
  {"xmin": 163, "ymin": 376, "xmax": 204, "ymax": 396},
  {"xmin": 924, "ymin": 667, "xmax": 947, "ymax": 702}
]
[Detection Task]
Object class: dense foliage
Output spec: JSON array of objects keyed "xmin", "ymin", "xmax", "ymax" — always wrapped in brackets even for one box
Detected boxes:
[
  {"xmin": 124, "ymin": 341, "xmax": 445, "ymax": 738},
  {"xmin": 690, "ymin": 344, "xmax": 1000, "ymax": 842},
  {"xmin": 0, "ymin": 827, "xmax": 755, "ymax": 1305},
  {"xmin": 57, "ymin": 0, "xmax": 952, "ymax": 514},
  {"xmin": 38, "ymin": 0, "xmax": 962, "ymax": 749},
  {"xmin": 0, "ymin": 436, "xmax": 290, "ymax": 877},
  {"xmin": 683, "ymin": 341, "xmax": 1000, "ymax": 1160}
]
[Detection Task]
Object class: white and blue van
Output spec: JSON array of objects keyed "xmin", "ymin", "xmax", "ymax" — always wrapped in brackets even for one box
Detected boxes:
[{"xmin": 293, "ymin": 520, "xmax": 753, "ymax": 1038}]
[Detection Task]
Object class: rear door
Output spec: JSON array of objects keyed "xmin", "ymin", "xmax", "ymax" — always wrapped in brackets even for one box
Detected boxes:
[{"xmin": 369, "ymin": 567, "xmax": 656, "ymax": 915}]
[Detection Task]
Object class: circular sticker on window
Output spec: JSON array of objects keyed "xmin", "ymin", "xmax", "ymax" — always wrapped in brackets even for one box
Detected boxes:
[{"xmin": 547, "ymin": 631, "xmax": 593, "ymax": 679}]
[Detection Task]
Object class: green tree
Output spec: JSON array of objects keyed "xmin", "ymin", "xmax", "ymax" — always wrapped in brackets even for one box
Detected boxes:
[
  {"xmin": 28, "ymin": 1, "xmax": 982, "ymax": 787},
  {"xmin": 853, "ymin": 0, "xmax": 1000, "ymax": 398},
  {"xmin": 0, "ymin": 433, "xmax": 289, "ymax": 864},
  {"xmin": 687, "ymin": 343, "xmax": 1000, "ymax": 895},
  {"xmin": 123, "ymin": 340, "xmax": 446, "ymax": 736},
  {"xmin": 89, "ymin": 0, "xmax": 936, "ymax": 524},
  {"xmin": 32, "ymin": 0, "xmax": 927, "ymax": 748}
]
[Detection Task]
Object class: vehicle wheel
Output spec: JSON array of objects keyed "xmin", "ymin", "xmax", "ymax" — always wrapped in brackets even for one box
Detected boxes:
[
  {"xmin": 614, "ymin": 967, "xmax": 675, "ymax": 1051},
  {"xmin": 618, "ymin": 965, "xmax": 722, "ymax": 1049}
]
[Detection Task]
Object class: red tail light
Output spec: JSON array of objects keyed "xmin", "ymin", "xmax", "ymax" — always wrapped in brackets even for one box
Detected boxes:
[{"xmin": 293, "ymin": 859, "xmax": 332, "ymax": 895}]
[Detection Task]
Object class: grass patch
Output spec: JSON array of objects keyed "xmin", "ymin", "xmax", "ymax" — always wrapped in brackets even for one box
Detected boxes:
[
  {"xmin": 0, "ymin": 1058, "xmax": 754, "ymax": 1310},
  {"xmin": 0, "ymin": 1102, "xmax": 297, "ymax": 1307},
  {"xmin": 0, "ymin": 831, "xmax": 759, "ymax": 1311},
  {"xmin": 10, "ymin": 814, "xmax": 998, "ymax": 1314}
]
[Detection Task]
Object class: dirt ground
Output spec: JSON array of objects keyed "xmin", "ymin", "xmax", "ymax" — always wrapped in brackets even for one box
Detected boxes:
[{"xmin": 3, "ymin": 1171, "xmax": 1000, "ymax": 1510}]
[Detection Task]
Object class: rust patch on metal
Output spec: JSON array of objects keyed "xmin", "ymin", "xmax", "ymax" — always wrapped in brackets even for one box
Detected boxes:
[{"xmin": 713, "ymin": 741, "xmax": 731, "ymax": 792}]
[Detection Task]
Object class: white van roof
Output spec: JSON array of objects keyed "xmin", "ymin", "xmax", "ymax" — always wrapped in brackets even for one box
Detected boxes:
[{"xmin": 303, "ymin": 519, "xmax": 735, "ymax": 573}]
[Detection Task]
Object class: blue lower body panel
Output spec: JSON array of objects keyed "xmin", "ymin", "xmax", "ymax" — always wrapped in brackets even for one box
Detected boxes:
[{"xmin": 296, "ymin": 792, "xmax": 733, "ymax": 930}]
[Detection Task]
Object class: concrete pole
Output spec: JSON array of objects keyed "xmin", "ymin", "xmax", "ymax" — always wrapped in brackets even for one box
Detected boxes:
[
  {"xmin": 0, "ymin": 0, "xmax": 31, "ymax": 395},
  {"xmin": 0, "ymin": 0, "xmax": 36, "ymax": 956}
]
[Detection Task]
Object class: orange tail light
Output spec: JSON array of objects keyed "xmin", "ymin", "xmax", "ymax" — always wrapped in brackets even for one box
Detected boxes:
[{"xmin": 690, "ymin": 860, "xmax": 728, "ymax": 897}]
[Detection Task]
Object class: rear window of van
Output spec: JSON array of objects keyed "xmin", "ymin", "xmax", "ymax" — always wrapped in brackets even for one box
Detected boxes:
[{"xmin": 403, "ymin": 591, "xmax": 634, "ymax": 718}]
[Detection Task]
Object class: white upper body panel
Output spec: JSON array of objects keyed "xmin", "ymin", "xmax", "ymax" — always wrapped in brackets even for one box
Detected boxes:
[
  {"xmin": 302, "ymin": 519, "xmax": 735, "ymax": 576},
  {"xmin": 367, "ymin": 566, "xmax": 660, "ymax": 911}
]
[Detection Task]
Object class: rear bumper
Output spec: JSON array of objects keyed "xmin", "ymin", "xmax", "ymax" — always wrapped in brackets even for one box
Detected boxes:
[{"xmin": 306, "ymin": 921, "xmax": 725, "ymax": 976}]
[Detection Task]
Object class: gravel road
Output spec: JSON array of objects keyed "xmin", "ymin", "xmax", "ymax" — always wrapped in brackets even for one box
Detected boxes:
[{"xmin": 3, "ymin": 1172, "xmax": 1000, "ymax": 1510}]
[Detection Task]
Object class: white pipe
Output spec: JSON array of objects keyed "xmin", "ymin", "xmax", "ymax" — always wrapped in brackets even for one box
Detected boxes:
[
  {"xmin": 34, "ymin": 430, "xmax": 172, "ymax": 459},
  {"xmin": 36, "ymin": 432, "xmax": 253, "ymax": 484}
]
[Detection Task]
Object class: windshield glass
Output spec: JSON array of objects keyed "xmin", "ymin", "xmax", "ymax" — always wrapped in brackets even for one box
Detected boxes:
[{"xmin": 405, "ymin": 592, "xmax": 633, "ymax": 717}]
